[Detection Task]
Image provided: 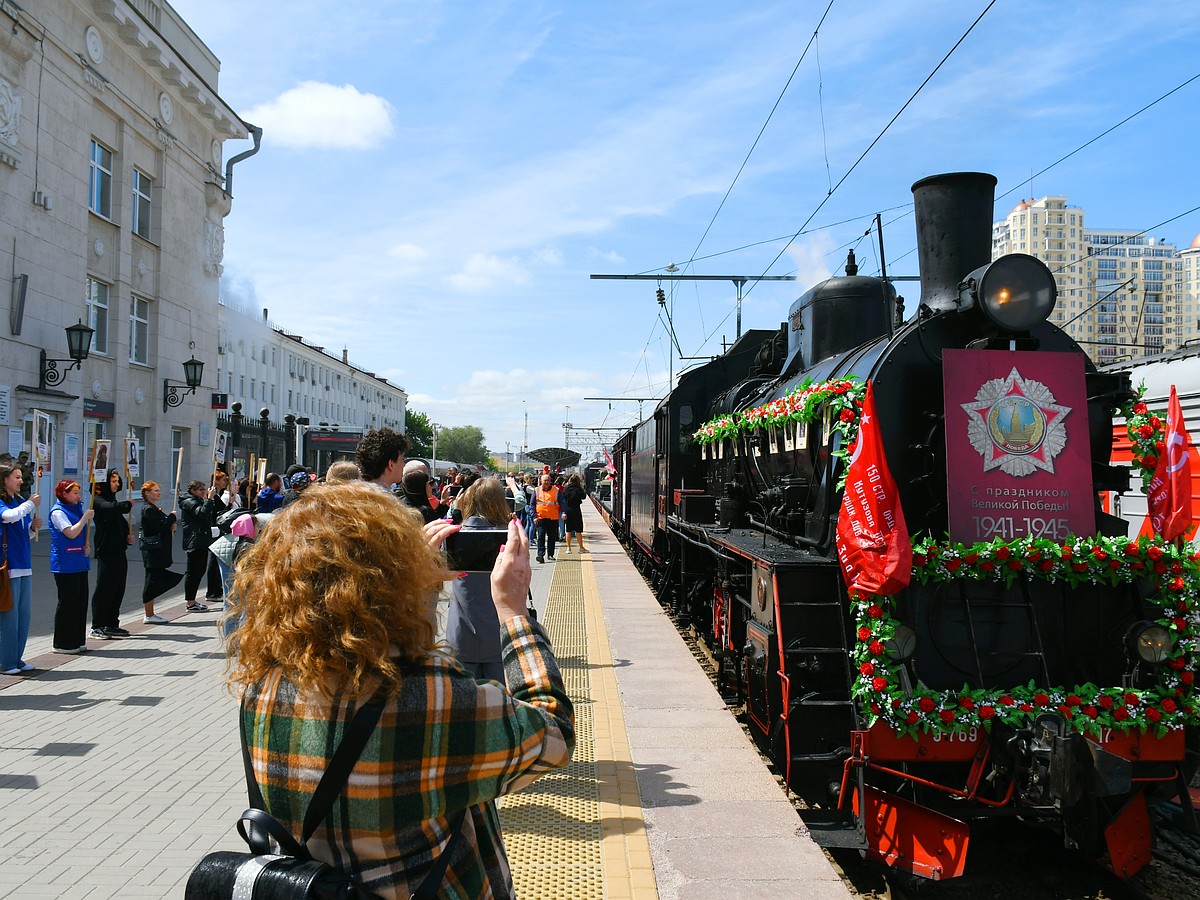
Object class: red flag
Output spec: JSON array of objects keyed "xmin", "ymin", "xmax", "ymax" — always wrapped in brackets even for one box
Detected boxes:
[
  {"xmin": 836, "ymin": 382, "xmax": 912, "ymax": 595},
  {"xmin": 603, "ymin": 449, "xmax": 617, "ymax": 475},
  {"xmin": 1147, "ymin": 385, "xmax": 1194, "ymax": 541}
]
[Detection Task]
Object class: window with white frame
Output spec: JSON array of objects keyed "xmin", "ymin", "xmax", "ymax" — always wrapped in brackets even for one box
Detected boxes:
[
  {"xmin": 86, "ymin": 278, "xmax": 109, "ymax": 354},
  {"xmin": 89, "ymin": 140, "xmax": 113, "ymax": 218},
  {"xmin": 129, "ymin": 296, "xmax": 150, "ymax": 364},
  {"xmin": 131, "ymin": 169, "xmax": 153, "ymax": 239}
]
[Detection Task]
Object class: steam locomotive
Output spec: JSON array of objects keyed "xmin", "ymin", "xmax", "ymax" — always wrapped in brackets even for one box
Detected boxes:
[{"xmin": 606, "ymin": 173, "xmax": 1199, "ymax": 880}]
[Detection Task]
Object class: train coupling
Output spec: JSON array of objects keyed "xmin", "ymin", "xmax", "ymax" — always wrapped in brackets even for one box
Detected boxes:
[{"xmin": 996, "ymin": 714, "xmax": 1132, "ymax": 808}]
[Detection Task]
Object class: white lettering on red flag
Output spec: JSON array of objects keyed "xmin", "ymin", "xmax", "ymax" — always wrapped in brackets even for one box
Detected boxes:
[
  {"xmin": 836, "ymin": 382, "xmax": 912, "ymax": 596},
  {"xmin": 1148, "ymin": 385, "xmax": 1195, "ymax": 541}
]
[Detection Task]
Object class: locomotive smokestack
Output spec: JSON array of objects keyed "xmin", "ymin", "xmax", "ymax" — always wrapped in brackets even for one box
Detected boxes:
[{"xmin": 911, "ymin": 172, "xmax": 997, "ymax": 312}]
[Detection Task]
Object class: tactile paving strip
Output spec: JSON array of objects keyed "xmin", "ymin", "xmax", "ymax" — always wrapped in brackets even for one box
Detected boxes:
[
  {"xmin": 499, "ymin": 550, "xmax": 658, "ymax": 899},
  {"xmin": 499, "ymin": 557, "xmax": 603, "ymax": 898}
]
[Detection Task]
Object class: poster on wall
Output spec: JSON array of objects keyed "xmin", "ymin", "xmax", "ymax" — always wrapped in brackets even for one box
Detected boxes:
[
  {"xmin": 63, "ymin": 433, "xmax": 80, "ymax": 475},
  {"xmin": 91, "ymin": 439, "xmax": 112, "ymax": 487},
  {"xmin": 213, "ymin": 429, "xmax": 227, "ymax": 465},
  {"xmin": 8, "ymin": 426, "xmax": 21, "ymax": 457},
  {"xmin": 125, "ymin": 438, "xmax": 140, "ymax": 481}
]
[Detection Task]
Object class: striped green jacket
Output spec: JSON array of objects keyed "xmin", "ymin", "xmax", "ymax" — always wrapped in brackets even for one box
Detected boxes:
[{"xmin": 241, "ymin": 616, "xmax": 574, "ymax": 899}]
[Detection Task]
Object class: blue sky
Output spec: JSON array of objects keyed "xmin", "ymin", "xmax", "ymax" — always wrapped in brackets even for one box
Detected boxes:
[{"xmin": 169, "ymin": 0, "xmax": 1200, "ymax": 456}]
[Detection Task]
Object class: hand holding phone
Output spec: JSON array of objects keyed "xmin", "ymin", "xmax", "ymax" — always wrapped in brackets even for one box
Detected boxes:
[{"xmin": 445, "ymin": 528, "xmax": 508, "ymax": 572}]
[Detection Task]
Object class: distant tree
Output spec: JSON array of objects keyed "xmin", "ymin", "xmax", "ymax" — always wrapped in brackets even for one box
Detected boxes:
[
  {"xmin": 404, "ymin": 409, "xmax": 433, "ymax": 458},
  {"xmin": 439, "ymin": 425, "xmax": 488, "ymax": 465}
]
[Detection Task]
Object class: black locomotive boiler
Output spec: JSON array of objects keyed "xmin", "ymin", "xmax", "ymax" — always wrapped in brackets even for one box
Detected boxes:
[{"xmin": 607, "ymin": 173, "xmax": 1199, "ymax": 880}]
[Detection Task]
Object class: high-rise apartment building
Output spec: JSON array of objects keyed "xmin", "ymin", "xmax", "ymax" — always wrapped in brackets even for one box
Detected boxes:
[{"xmin": 992, "ymin": 196, "xmax": 1187, "ymax": 363}]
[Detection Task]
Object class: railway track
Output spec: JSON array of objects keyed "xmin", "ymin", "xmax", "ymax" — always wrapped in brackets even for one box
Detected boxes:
[{"xmin": 672, "ymin": 612, "xmax": 1198, "ymax": 900}]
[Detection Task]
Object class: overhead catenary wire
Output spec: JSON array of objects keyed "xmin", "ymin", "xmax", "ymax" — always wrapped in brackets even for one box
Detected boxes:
[
  {"xmin": 746, "ymin": 0, "xmax": 999, "ymax": 303},
  {"xmin": 682, "ymin": 0, "xmax": 839, "ymax": 274},
  {"xmin": 996, "ymin": 70, "xmax": 1200, "ymax": 205}
]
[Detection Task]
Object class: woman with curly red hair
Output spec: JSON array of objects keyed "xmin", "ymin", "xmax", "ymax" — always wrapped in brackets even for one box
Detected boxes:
[{"xmin": 224, "ymin": 480, "xmax": 573, "ymax": 898}]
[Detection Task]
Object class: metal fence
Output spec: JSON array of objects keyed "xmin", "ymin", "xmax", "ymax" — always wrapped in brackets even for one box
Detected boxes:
[{"xmin": 215, "ymin": 414, "xmax": 292, "ymax": 480}]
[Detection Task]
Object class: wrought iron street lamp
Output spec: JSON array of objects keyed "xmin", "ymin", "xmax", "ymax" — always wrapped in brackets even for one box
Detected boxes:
[
  {"xmin": 39, "ymin": 319, "xmax": 94, "ymax": 388},
  {"xmin": 163, "ymin": 356, "xmax": 204, "ymax": 412}
]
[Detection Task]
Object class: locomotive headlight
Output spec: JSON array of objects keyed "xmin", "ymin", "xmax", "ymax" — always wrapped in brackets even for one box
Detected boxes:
[
  {"xmin": 1127, "ymin": 621, "xmax": 1174, "ymax": 664},
  {"xmin": 958, "ymin": 253, "xmax": 1056, "ymax": 332},
  {"xmin": 884, "ymin": 624, "xmax": 918, "ymax": 661}
]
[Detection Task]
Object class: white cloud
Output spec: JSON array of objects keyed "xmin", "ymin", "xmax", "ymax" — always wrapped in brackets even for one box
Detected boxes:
[
  {"xmin": 444, "ymin": 254, "xmax": 530, "ymax": 292},
  {"xmin": 785, "ymin": 233, "xmax": 837, "ymax": 288},
  {"xmin": 388, "ymin": 243, "xmax": 429, "ymax": 262},
  {"xmin": 243, "ymin": 81, "xmax": 394, "ymax": 150},
  {"xmin": 534, "ymin": 245, "xmax": 564, "ymax": 266}
]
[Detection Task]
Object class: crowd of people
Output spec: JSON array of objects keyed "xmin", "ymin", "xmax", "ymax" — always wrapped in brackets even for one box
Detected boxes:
[{"xmin": 2, "ymin": 427, "xmax": 585, "ymax": 895}]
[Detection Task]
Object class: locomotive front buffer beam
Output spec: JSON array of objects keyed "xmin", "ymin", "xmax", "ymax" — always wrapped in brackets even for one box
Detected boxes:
[{"xmin": 832, "ymin": 721, "xmax": 1187, "ymax": 880}]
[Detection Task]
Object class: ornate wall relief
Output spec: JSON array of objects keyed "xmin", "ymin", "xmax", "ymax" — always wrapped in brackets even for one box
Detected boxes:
[{"xmin": 0, "ymin": 77, "xmax": 22, "ymax": 168}]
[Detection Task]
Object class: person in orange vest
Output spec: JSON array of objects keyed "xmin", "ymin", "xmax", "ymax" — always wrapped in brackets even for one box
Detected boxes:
[{"xmin": 533, "ymin": 473, "xmax": 562, "ymax": 564}]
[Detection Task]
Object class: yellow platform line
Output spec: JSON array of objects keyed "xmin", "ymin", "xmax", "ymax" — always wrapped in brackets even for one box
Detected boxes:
[
  {"xmin": 580, "ymin": 549, "xmax": 659, "ymax": 900},
  {"xmin": 497, "ymin": 549, "xmax": 657, "ymax": 899}
]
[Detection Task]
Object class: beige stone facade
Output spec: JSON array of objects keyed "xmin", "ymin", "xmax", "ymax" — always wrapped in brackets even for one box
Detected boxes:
[
  {"xmin": 992, "ymin": 195, "xmax": 1188, "ymax": 364},
  {"xmin": 0, "ymin": 1, "xmax": 248, "ymax": 502},
  {"xmin": 215, "ymin": 301, "xmax": 408, "ymax": 433}
]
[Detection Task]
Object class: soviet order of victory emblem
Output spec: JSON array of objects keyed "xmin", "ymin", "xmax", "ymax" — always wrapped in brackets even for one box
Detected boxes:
[{"xmin": 961, "ymin": 367, "xmax": 1071, "ymax": 476}]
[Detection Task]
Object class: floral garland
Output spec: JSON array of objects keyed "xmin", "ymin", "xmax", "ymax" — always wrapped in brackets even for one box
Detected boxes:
[
  {"xmin": 692, "ymin": 377, "xmax": 866, "ymax": 485},
  {"xmin": 853, "ymin": 533, "xmax": 1199, "ymax": 739},
  {"xmin": 1120, "ymin": 382, "xmax": 1166, "ymax": 494}
]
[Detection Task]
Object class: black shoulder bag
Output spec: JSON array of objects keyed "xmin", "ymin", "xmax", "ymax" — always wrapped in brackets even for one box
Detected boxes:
[{"xmin": 185, "ymin": 692, "xmax": 466, "ymax": 900}]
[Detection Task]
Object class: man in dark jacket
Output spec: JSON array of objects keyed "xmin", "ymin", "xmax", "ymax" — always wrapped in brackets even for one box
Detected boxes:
[{"xmin": 179, "ymin": 480, "xmax": 215, "ymax": 612}]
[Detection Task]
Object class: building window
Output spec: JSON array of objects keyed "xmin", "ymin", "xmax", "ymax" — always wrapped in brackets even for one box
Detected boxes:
[
  {"xmin": 129, "ymin": 296, "xmax": 150, "ymax": 364},
  {"xmin": 86, "ymin": 278, "xmax": 109, "ymax": 354},
  {"xmin": 131, "ymin": 169, "xmax": 153, "ymax": 239},
  {"xmin": 89, "ymin": 140, "xmax": 113, "ymax": 218}
]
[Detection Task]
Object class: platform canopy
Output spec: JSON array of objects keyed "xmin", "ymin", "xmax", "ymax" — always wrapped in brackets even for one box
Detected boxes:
[{"xmin": 528, "ymin": 447, "xmax": 581, "ymax": 468}]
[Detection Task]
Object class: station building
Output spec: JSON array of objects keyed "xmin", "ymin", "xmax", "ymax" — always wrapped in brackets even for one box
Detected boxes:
[{"xmin": 0, "ymin": 0, "xmax": 250, "ymax": 495}]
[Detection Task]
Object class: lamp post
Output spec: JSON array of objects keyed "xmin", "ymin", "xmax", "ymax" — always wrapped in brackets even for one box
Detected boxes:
[
  {"xmin": 431, "ymin": 423, "xmax": 440, "ymax": 480},
  {"xmin": 163, "ymin": 356, "xmax": 205, "ymax": 413},
  {"xmin": 39, "ymin": 319, "xmax": 94, "ymax": 388}
]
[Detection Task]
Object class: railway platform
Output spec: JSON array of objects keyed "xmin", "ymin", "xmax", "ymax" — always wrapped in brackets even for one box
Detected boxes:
[{"xmin": 0, "ymin": 503, "xmax": 850, "ymax": 899}]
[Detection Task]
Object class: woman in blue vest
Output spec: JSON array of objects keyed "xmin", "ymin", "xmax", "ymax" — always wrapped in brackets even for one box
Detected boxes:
[
  {"xmin": 2, "ymin": 462, "xmax": 43, "ymax": 675},
  {"xmin": 49, "ymin": 480, "xmax": 94, "ymax": 654}
]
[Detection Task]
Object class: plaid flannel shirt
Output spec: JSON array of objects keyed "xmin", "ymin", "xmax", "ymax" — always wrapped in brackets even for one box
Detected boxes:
[{"xmin": 241, "ymin": 616, "xmax": 574, "ymax": 899}]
